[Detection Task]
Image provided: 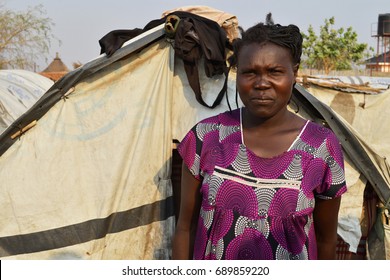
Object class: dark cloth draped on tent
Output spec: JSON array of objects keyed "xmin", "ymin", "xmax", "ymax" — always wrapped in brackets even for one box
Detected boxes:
[{"xmin": 99, "ymin": 11, "xmax": 230, "ymax": 109}]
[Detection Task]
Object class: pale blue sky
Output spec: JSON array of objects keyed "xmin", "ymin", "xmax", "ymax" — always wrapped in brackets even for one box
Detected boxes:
[{"xmin": 4, "ymin": 0, "xmax": 389, "ymax": 71}]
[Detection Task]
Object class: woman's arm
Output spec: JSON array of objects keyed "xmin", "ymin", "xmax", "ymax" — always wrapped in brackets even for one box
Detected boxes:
[
  {"xmin": 172, "ymin": 163, "xmax": 202, "ymax": 259},
  {"xmin": 313, "ymin": 196, "xmax": 342, "ymax": 259}
]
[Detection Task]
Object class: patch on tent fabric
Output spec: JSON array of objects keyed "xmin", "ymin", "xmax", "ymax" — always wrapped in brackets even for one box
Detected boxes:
[{"xmin": 330, "ymin": 93, "xmax": 355, "ymax": 124}]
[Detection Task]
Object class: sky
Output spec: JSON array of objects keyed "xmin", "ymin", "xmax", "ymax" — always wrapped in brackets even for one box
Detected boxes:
[{"xmin": 4, "ymin": 0, "xmax": 389, "ymax": 71}]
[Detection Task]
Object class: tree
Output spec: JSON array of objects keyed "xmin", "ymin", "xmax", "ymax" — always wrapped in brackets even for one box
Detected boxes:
[
  {"xmin": 0, "ymin": 4, "xmax": 58, "ymax": 70},
  {"xmin": 302, "ymin": 17, "xmax": 373, "ymax": 74}
]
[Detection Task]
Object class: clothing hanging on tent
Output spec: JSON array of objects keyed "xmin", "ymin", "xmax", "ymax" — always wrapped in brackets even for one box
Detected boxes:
[{"xmin": 99, "ymin": 11, "xmax": 230, "ymax": 109}]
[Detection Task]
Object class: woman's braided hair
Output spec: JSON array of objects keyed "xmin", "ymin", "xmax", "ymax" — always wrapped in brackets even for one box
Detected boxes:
[{"xmin": 229, "ymin": 13, "xmax": 303, "ymax": 67}]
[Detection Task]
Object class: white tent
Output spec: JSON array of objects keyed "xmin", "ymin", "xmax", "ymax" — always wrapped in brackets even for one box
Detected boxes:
[
  {"xmin": 0, "ymin": 70, "xmax": 53, "ymax": 134},
  {"xmin": 0, "ymin": 7, "xmax": 388, "ymax": 260}
]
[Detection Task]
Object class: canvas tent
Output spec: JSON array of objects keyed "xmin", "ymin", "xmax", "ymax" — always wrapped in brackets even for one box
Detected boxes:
[
  {"xmin": 0, "ymin": 70, "xmax": 53, "ymax": 135},
  {"xmin": 0, "ymin": 7, "xmax": 389, "ymax": 260}
]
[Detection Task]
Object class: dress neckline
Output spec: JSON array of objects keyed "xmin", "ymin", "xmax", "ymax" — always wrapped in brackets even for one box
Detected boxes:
[{"xmin": 239, "ymin": 107, "xmax": 310, "ymax": 157}]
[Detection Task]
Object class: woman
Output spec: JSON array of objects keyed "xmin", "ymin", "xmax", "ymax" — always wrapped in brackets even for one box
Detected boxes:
[{"xmin": 172, "ymin": 15, "xmax": 347, "ymax": 260}]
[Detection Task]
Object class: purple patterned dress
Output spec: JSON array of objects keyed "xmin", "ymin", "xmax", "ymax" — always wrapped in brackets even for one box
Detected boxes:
[{"xmin": 177, "ymin": 108, "xmax": 347, "ymax": 260}]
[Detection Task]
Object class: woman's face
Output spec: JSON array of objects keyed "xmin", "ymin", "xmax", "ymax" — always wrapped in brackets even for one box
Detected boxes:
[{"xmin": 236, "ymin": 42, "xmax": 298, "ymax": 120}]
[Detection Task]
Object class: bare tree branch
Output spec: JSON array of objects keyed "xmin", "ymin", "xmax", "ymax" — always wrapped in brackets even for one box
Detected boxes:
[{"xmin": 0, "ymin": 4, "xmax": 60, "ymax": 70}]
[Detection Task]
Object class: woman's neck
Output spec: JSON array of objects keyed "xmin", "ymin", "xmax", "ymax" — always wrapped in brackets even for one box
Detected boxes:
[{"xmin": 242, "ymin": 107, "xmax": 293, "ymax": 131}]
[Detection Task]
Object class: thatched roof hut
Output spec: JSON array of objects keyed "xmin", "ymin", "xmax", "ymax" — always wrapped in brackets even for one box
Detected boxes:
[{"xmin": 40, "ymin": 52, "xmax": 69, "ymax": 81}]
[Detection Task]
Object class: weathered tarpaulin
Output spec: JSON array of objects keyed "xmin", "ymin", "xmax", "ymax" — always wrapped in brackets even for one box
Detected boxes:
[{"xmin": 0, "ymin": 29, "xmax": 174, "ymax": 259}]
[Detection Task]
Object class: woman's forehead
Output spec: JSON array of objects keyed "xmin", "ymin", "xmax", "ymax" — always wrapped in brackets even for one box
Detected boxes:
[
  {"xmin": 240, "ymin": 42, "xmax": 288, "ymax": 53},
  {"xmin": 238, "ymin": 42, "xmax": 293, "ymax": 62}
]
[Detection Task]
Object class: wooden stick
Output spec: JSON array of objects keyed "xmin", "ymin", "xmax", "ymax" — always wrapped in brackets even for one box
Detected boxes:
[{"xmin": 11, "ymin": 120, "xmax": 37, "ymax": 140}]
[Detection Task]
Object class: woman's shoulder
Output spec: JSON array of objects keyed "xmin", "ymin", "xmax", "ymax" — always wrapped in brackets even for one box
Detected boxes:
[{"xmin": 302, "ymin": 121, "xmax": 341, "ymax": 146}]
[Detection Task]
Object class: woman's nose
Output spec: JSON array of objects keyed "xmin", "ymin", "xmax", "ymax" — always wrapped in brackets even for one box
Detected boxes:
[{"xmin": 254, "ymin": 75, "xmax": 270, "ymax": 88}]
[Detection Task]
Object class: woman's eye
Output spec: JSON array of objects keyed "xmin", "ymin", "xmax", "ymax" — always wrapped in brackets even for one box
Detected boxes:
[
  {"xmin": 240, "ymin": 70, "xmax": 255, "ymax": 76},
  {"xmin": 269, "ymin": 68, "xmax": 282, "ymax": 74}
]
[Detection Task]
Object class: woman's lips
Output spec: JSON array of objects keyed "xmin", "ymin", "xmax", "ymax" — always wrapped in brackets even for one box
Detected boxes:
[{"xmin": 250, "ymin": 97, "xmax": 274, "ymax": 105}]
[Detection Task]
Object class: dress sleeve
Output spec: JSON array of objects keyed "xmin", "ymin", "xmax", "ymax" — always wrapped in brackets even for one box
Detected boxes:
[
  {"xmin": 315, "ymin": 132, "xmax": 347, "ymax": 200},
  {"xmin": 177, "ymin": 123, "xmax": 203, "ymax": 180}
]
